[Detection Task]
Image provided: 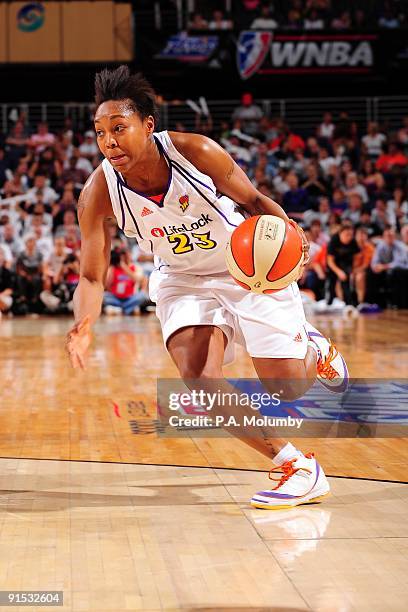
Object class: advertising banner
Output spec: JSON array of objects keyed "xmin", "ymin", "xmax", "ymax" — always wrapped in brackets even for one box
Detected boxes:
[
  {"xmin": 8, "ymin": 1, "xmax": 60, "ymax": 62},
  {"xmin": 237, "ymin": 31, "xmax": 378, "ymax": 79},
  {"xmin": 0, "ymin": 0, "xmax": 133, "ymax": 63},
  {"xmin": 159, "ymin": 33, "xmax": 219, "ymax": 62}
]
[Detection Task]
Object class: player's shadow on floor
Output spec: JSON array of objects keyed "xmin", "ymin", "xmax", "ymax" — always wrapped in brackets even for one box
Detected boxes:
[
  {"xmin": 0, "ymin": 482, "xmax": 240, "ymax": 512},
  {"xmin": 0, "ymin": 479, "xmax": 405, "ymax": 513}
]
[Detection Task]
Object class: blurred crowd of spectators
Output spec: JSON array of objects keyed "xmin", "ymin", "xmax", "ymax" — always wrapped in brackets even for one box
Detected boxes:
[
  {"xmin": 1, "ymin": 97, "xmax": 408, "ymax": 318},
  {"xmin": 220, "ymin": 94, "xmax": 408, "ymax": 311},
  {"xmin": 0, "ymin": 116, "xmax": 152, "ymax": 317},
  {"xmin": 188, "ymin": 0, "xmax": 407, "ymax": 31}
]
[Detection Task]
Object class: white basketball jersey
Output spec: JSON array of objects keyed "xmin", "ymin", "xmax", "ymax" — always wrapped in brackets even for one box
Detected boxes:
[{"xmin": 101, "ymin": 131, "xmax": 245, "ymax": 275}]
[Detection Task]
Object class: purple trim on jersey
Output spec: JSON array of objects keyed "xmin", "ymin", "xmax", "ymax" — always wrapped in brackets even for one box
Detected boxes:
[
  {"xmin": 116, "ymin": 181, "xmax": 126, "ymax": 231},
  {"xmin": 153, "ymin": 262, "xmax": 171, "ymax": 273},
  {"xmin": 157, "ymin": 136, "xmax": 215, "ymax": 194},
  {"xmin": 119, "ymin": 182, "xmax": 143, "ymax": 241},
  {"xmin": 152, "ymin": 136, "xmax": 173, "ymax": 205},
  {"xmin": 171, "ymin": 162, "xmax": 239, "ymax": 229},
  {"xmin": 156, "ymin": 139, "xmax": 239, "ymax": 229},
  {"xmin": 114, "ymin": 140, "xmax": 172, "ymax": 208},
  {"xmin": 170, "ymin": 158, "xmax": 216, "ymax": 195}
]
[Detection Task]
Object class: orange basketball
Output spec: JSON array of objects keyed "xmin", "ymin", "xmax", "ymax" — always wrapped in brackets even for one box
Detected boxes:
[{"xmin": 225, "ymin": 215, "xmax": 304, "ymax": 294}]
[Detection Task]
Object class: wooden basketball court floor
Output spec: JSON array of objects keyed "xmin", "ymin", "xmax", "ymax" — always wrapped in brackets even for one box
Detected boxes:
[{"xmin": 0, "ymin": 311, "xmax": 407, "ymax": 611}]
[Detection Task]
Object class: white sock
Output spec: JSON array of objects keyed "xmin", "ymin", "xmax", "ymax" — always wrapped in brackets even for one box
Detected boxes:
[{"xmin": 272, "ymin": 443, "xmax": 303, "ymax": 467}]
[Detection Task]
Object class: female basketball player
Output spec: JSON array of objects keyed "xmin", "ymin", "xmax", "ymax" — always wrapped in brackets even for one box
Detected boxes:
[{"xmin": 66, "ymin": 66, "xmax": 348, "ymax": 509}]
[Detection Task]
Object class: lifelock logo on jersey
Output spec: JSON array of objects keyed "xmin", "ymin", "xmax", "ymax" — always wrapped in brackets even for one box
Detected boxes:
[{"xmin": 151, "ymin": 213, "xmax": 212, "ymax": 238}]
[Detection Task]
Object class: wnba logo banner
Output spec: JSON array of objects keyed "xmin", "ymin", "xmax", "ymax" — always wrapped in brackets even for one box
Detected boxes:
[
  {"xmin": 17, "ymin": 2, "xmax": 45, "ymax": 32},
  {"xmin": 237, "ymin": 31, "xmax": 273, "ymax": 80},
  {"xmin": 237, "ymin": 32, "xmax": 377, "ymax": 78}
]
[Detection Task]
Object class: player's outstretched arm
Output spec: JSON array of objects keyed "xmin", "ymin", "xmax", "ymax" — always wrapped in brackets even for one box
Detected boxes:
[{"xmin": 66, "ymin": 166, "xmax": 113, "ymax": 369}]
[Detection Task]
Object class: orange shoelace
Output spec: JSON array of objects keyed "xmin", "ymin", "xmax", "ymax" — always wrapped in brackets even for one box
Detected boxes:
[
  {"xmin": 269, "ymin": 453, "xmax": 314, "ymax": 490},
  {"xmin": 317, "ymin": 342, "xmax": 339, "ymax": 381}
]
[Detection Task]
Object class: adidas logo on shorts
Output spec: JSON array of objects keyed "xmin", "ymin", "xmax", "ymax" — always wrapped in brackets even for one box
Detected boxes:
[{"xmin": 141, "ymin": 207, "xmax": 153, "ymax": 217}]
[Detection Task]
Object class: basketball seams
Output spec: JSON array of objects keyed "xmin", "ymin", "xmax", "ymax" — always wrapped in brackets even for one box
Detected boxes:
[
  {"xmin": 265, "ymin": 221, "xmax": 287, "ymax": 281},
  {"xmin": 235, "ymin": 279, "xmax": 251, "ymax": 290},
  {"xmin": 251, "ymin": 215, "xmax": 261, "ymax": 278},
  {"xmin": 266, "ymin": 253, "xmax": 304, "ymax": 284},
  {"xmin": 266, "ymin": 222, "xmax": 303, "ymax": 282},
  {"xmin": 225, "ymin": 246, "xmax": 250, "ymax": 286},
  {"xmin": 254, "ymin": 216, "xmax": 285, "ymax": 289},
  {"xmin": 265, "ymin": 219, "xmax": 287, "ymax": 281},
  {"xmin": 226, "ymin": 215, "xmax": 303, "ymax": 293},
  {"xmin": 230, "ymin": 215, "xmax": 260, "ymax": 278},
  {"xmin": 262, "ymin": 264, "xmax": 303, "ymax": 292},
  {"xmin": 229, "ymin": 234, "xmax": 249, "ymax": 277}
]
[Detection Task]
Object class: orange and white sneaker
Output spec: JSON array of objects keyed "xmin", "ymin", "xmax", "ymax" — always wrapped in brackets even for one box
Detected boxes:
[
  {"xmin": 250, "ymin": 453, "xmax": 330, "ymax": 510},
  {"xmin": 305, "ymin": 322, "xmax": 349, "ymax": 393}
]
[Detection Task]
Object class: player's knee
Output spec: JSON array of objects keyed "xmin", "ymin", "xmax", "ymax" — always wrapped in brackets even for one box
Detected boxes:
[
  {"xmin": 279, "ymin": 383, "xmax": 306, "ymax": 401},
  {"xmin": 178, "ymin": 362, "xmax": 223, "ymax": 381},
  {"xmin": 262, "ymin": 379, "xmax": 312, "ymax": 402}
]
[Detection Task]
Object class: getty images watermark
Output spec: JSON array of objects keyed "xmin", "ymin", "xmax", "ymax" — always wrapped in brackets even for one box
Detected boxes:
[
  {"xmin": 157, "ymin": 382, "xmax": 304, "ymax": 436},
  {"xmin": 155, "ymin": 378, "xmax": 408, "ymax": 439}
]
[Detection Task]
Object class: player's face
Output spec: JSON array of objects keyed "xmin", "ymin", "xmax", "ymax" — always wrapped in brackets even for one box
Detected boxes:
[{"xmin": 94, "ymin": 100, "xmax": 154, "ymax": 173}]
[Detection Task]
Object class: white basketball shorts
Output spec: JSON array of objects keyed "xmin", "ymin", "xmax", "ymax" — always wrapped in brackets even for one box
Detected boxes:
[{"xmin": 149, "ymin": 270, "xmax": 308, "ymax": 364}]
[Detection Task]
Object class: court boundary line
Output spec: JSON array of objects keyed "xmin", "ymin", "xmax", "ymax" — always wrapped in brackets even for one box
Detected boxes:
[{"xmin": 0, "ymin": 456, "xmax": 406, "ymax": 484}]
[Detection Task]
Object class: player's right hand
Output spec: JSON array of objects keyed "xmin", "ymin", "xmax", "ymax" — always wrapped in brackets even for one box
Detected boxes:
[
  {"xmin": 66, "ymin": 315, "xmax": 92, "ymax": 369},
  {"xmin": 288, "ymin": 219, "xmax": 310, "ymax": 281}
]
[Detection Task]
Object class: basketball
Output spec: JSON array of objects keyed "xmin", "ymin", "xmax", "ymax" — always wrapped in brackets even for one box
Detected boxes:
[{"xmin": 225, "ymin": 215, "xmax": 305, "ymax": 294}]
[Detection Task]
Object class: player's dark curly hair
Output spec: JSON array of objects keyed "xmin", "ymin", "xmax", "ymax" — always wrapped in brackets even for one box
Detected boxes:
[{"xmin": 94, "ymin": 65, "xmax": 159, "ymax": 123}]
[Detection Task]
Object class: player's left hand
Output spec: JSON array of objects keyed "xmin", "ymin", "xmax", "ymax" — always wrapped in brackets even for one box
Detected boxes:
[{"xmin": 288, "ymin": 219, "xmax": 310, "ymax": 280}]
